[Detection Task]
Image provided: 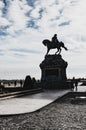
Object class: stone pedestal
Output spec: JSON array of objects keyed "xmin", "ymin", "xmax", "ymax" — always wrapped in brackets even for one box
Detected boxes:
[{"xmin": 40, "ymin": 54, "xmax": 69, "ymax": 89}]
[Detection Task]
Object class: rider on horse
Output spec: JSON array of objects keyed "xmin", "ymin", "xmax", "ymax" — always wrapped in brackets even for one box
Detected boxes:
[
  {"xmin": 42, "ymin": 34, "xmax": 68, "ymax": 55},
  {"xmin": 51, "ymin": 34, "xmax": 59, "ymax": 46}
]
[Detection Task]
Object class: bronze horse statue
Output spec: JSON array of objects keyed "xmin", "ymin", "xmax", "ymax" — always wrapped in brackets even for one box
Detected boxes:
[{"xmin": 42, "ymin": 39, "xmax": 68, "ymax": 55}]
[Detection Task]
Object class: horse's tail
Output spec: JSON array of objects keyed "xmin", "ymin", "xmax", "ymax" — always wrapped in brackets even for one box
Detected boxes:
[
  {"xmin": 42, "ymin": 39, "xmax": 50, "ymax": 46},
  {"xmin": 60, "ymin": 41, "xmax": 68, "ymax": 51}
]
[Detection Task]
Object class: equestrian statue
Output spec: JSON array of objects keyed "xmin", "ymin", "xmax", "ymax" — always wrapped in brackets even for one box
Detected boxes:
[{"xmin": 42, "ymin": 34, "xmax": 68, "ymax": 55}]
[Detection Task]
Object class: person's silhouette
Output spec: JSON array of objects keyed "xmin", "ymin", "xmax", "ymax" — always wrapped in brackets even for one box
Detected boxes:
[{"xmin": 52, "ymin": 34, "xmax": 59, "ymax": 45}]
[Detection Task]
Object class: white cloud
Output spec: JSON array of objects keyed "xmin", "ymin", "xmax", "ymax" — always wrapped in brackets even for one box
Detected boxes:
[
  {"xmin": 0, "ymin": 0, "xmax": 86, "ymax": 79},
  {"xmin": 0, "ymin": 1, "xmax": 4, "ymax": 9},
  {"xmin": 6, "ymin": 0, "xmax": 28, "ymax": 32}
]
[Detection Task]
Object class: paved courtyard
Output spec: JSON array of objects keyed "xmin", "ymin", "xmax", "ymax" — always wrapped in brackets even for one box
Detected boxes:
[
  {"xmin": 0, "ymin": 93, "xmax": 86, "ymax": 130},
  {"xmin": 0, "ymin": 90, "xmax": 70, "ymax": 115}
]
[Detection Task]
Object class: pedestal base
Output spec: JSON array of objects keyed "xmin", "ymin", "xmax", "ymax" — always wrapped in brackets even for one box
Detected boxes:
[{"xmin": 40, "ymin": 54, "xmax": 69, "ymax": 89}]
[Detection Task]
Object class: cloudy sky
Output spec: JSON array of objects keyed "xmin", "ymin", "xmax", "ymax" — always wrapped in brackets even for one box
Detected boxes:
[{"xmin": 0, "ymin": 0, "xmax": 86, "ymax": 79}]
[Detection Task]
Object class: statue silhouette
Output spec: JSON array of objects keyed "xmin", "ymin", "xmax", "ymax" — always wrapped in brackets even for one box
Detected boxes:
[{"xmin": 42, "ymin": 34, "xmax": 68, "ymax": 55}]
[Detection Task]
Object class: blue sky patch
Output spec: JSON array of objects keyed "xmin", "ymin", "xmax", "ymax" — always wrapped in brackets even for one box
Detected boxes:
[
  {"xmin": 59, "ymin": 21, "xmax": 70, "ymax": 26},
  {"xmin": 38, "ymin": 8, "xmax": 44, "ymax": 19},
  {"xmin": 26, "ymin": 0, "xmax": 38, "ymax": 7},
  {"xmin": 27, "ymin": 20, "xmax": 39, "ymax": 29},
  {"xmin": 10, "ymin": 49, "xmax": 41, "ymax": 54},
  {"xmin": 0, "ymin": 31, "xmax": 8, "ymax": 36}
]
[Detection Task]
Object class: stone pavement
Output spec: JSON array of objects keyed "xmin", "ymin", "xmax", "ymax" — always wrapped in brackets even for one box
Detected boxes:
[{"xmin": 0, "ymin": 90, "xmax": 70, "ymax": 116}]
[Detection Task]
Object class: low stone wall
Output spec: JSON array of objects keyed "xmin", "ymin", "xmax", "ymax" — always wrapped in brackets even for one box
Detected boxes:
[{"xmin": 0, "ymin": 88, "xmax": 43, "ymax": 100}]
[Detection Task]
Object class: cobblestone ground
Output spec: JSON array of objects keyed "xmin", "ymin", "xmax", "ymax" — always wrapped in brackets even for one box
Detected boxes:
[{"xmin": 0, "ymin": 98, "xmax": 86, "ymax": 130}]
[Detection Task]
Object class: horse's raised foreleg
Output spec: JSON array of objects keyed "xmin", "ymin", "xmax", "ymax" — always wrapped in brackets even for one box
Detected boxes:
[
  {"xmin": 58, "ymin": 48, "xmax": 61, "ymax": 54},
  {"xmin": 55, "ymin": 48, "xmax": 59, "ymax": 54}
]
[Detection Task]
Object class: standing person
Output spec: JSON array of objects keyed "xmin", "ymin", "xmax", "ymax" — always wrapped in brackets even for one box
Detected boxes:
[
  {"xmin": 72, "ymin": 77, "xmax": 79, "ymax": 91},
  {"xmin": 70, "ymin": 77, "xmax": 75, "ymax": 90},
  {"xmin": 75, "ymin": 79, "xmax": 78, "ymax": 91}
]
